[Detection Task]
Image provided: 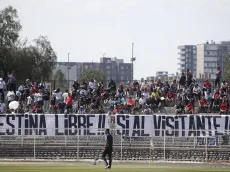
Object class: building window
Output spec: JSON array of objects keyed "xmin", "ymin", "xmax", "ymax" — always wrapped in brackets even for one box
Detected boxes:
[
  {"xmin": 204, "ymin": 57, "xmax": 217, "ymax": 62},
  {"xmin": 84, "ymin": 65, "xmax": 88, "ymax": 69},
  {"xmin": 107, "ymin": 59, "xmax": 111, "ymax": 63},
  {"xmin": 120, "ymin": 76, "xmax": 124, "ymax": 80},
  {"xmin": 120, "ymin": 66, "xmax": 124, "ymax": 69},
  {"xmin": 107, "ymin": 71, "xmax": 111, "ymax": 75},
  {"xmin": 106, "ymin": 66, "xmax": 111, "ymax": 69}
]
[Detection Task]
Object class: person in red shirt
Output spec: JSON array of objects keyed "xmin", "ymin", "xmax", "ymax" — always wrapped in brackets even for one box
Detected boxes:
[
  {"xmin": 220, "ymin": 97, "xmax": 228, "ymax": 114},
  {"xmin": 185, "ymin": 101, "xmax": 194, "ymax": 114},
  {"xmin": 213, "ymin": 90, "xmax": 220, "ymax": 100},
  {"xmin": 166, "ymin": 89, "xmax": 175, "ymax": 106},
  {"xmin": 203, "ymin": 79, "xmax": 211, "ymax": 96},
  {"xmin": 199, "ymin": 96, "xmax": 208, "ymax": 113},
  {"xmin": 65, "ymin": 93, "xmax": 72, "ymax": 114}
]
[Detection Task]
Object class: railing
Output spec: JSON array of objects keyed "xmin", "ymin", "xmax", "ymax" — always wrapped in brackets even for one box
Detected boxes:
[{"xmin": 0, "ymin": 128, "xmax": 229, "ymax": 162}]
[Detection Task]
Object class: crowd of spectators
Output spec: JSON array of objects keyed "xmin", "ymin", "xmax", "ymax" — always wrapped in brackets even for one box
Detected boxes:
[{"xmin": 0, "ymin": 67, "xmax": 228, "ymax": 115}]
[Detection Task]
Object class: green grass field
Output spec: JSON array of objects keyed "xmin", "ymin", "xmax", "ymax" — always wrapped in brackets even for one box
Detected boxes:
[{"xmin": 0, "ymin": 164, "xmax": 230, "ymax": 172}]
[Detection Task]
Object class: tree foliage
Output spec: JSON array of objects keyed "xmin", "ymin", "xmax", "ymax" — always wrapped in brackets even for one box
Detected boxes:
[
  {"xmin": 53, "ymin": 69, "xmax": 67, "ymax": 90},
  {"xmin": 224, "ymin": 52, "xmax": 230, "ymax": 81},
  {"xmin": 0, "ymin": 6, "xmax": 57, "ymax": 81},
  {"xmin": 81, "ymin": 69, "xmax": 107, "ymax": 84}
]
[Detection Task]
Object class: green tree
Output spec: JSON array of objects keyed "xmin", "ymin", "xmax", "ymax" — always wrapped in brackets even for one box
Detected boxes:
[
  {"xmin": 0, "ymin": 6, "xmax": 21, "ymax": 47},
  {"xmin": 81, "ymin": 69, "xmax": 107, "ymax": 84},
  {"xmin": 30, "ymin": 36, "xmax": 57, "ymax": 80},
  {"xmin": 0, "ymin": 6, "xmax": 22, "ymax": 77},
  {"xmin": 53, "ymin": 69, "xmax": 67, "ymax": 90},
  {"xmin": 0, "ymin": 6, "xmax": 57, "ymax": 81},
  {"xmin": 224, "ymin": 52, "xmax": 230, "ymax": 81}
]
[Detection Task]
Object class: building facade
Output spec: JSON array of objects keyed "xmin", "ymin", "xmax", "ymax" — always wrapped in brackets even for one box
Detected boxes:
[
  {"xmin": 55, "ymin": 57, "xmax": 132, "ymax": 84},
  {"xmin": 177, "ymin": 45, "xmax": 196, "ymax": 75},
  {"xmin": 178, "ymin": 41, "xmax": 230, "ymax": 79},
  {"xmin": 196, "ymin": 41, "xmax": 230, "ymax": 79}
]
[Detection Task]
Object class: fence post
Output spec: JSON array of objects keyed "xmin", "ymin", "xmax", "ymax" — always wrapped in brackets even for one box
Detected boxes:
[
  {"xmin": 205, "ymin": 135, "xmax": 208, "ymax": 162},
  {"xmin": 164, "ymin": 130, "xmax": 166, "ymax": 161},
  {"xmin": 77, "ymin": 133, "xmax": 79, "ymax": 159},
  {"xmin": 121, "ymin": 134, "xmax": 123, "ymax": 161},
  {"xmin": 33, "ymin": 135, "xmax": 36, "ymax": 159},
  {"xmin": 194, "ymin": 136, "xmax": 196, "ymax": 149},
  {"xmin": 65, "ymin": 136, "xmax": 67, "ymax": 147}
]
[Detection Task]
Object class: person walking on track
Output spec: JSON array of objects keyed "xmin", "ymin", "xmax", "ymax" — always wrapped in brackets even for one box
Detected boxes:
[{"xmin": 102, "ymin": 128, "xmax": 113, "ymax": 169}]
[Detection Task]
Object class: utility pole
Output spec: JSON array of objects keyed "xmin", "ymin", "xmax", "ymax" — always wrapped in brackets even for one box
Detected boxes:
[
  {"xmin": 131, "ymin": 43, "xmax": 136, "ymax": 81},
  {"xmin": 67, "ymin": 53, "xmax": 70, "ymax": 90}
]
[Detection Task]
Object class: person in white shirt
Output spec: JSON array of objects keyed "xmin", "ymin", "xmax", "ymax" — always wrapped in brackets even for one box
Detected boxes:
[
  {"xmin": 0, "ymin": 78, "xmax": 6, "ymax": 101},
  {"xmin": 139, "ymin": 95, "xmax": 146, "ymax": 106},
  {"xmin": 62, "ymin": 90, "xmax": 69, "ymax": 103},
  {"xmin": 89, "ymin": 79, "xmax": 96, "ymax": 90},
  {"xmin": 193, "ymin": 83, "xmax": 201, "ymax": 100},
  {"xmin": 27, "ymin": 95, "xmax": 32, "ymax": 107},
  {"xmin": 6, "ymin": 90, "xmax": 15, "ymax": 109},
  {"xmin": 204, "ymin": 91, "xmax": 212, "ymax": 104},
  {"xmin": 89, "ymin": 79, "xmax": 96, "ymax": 95},
  {"xmin": 55, "ymin": 88, "xmax": 62, "ymax": 104},
  {"xmin": 142, "ymin": 90, "xmax": 150, "ymax": 99},
  {"xmin": 36, "ymin": 89, "xmax": 43, "ymax": 107}
]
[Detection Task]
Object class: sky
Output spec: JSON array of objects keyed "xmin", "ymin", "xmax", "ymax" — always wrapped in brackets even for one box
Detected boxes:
[{"xmin": 1, "ymin": 0, "xmax": 230, "ymax": 79}]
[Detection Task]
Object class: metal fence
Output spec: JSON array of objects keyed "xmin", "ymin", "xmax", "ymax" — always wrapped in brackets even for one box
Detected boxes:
[{"xmin": 0, "ymin": 128, "xmax": 229, "ymax": 162}]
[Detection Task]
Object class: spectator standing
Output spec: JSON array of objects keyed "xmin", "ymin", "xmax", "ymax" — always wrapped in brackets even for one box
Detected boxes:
[
  {"xmin": 89, "ymin": 79, "xmax": 96, "ymax": 95},
  {"xmin": 203, "ymin": 79, "xmax": 211, "ymax": 95},
  {"xmin": 27, "ymin": 94, "xmax": 33, "ymax": 109},
  {"xmin": 8, "ymin": 71, "xmax": 17, "ymax": 94},
  {"xmin": 36, "ymin": 89, "xmax": 43, "ymax": 108},
  {"xmin": 179, "ymin": 73, "xmax": 186, "ymax": 89},
  {"xmin": 0, "ymin": 77, "xmax": 6, "ymax": 101},
  {"xmin": 55, "ymin": 88, "xmax": 62, "ymax": 105},
  {"xmin": 73, "ymin": 80, "xmax": 80, "ymax": 90},
  {"xmin": 108, "ymin": 79, "xmax": 116, "ymax": 92},
  {"xmin": 186, "ymin": 69, "xmax": 193, "ymax": 87},
  {"xmin": 170, "ymin": 80, "xmax": 178, "ymax": 93},
  {"xmin": 215, "ymin": 66, "xmax": 222, "ymax": 89},
  {"xmin": 62, "ymin": 90, "xmax": 68, "ymax": 103},
  {"xmin": 43, "ymin": 88, "xmax": 50, "ymax": 112},
  {"xmin": 65, "ymin": 93, "xmax": 73, "ymax": 114},
  {"xmin": 193, "ymin": 83, "xmax": 201, "ymax": 100},
  {"xmin": 49, "ymin": 92, "xmax": 56, "ymax": 114}
]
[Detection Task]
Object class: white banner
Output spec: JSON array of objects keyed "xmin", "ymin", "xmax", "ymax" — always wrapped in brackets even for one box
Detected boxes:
[
  {"xmin": 1, "ymin": 114, "xmax": 230, "ymax": 137},
  {"xmin": 115, "ymin": 114, "xmax": 230, "ymax": 137},
  {"xmin": 0, "ymin": 114, "xmax": 109, "ymax": 136}
]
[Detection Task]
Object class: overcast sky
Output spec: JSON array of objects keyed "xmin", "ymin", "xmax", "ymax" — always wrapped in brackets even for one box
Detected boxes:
[{"xmin": 1, "ymin": 0, "xmax": 230, "ymax": 79}]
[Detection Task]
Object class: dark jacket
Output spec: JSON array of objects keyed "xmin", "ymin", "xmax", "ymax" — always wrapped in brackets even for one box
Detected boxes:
[
  {"xmin": 105, "ymin": 133, "xmax": 113, "ymax": 151},
  {"xmin": 179, "ymin": 76, "xmax": 186, "ymax": 86}
]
